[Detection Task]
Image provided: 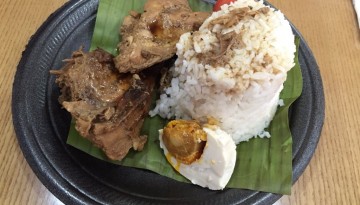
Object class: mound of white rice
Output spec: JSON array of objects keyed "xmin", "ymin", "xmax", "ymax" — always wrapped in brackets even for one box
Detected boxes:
[{"xmin": 150, "ymin": 0, "xmax": 296, "ymax": 144}]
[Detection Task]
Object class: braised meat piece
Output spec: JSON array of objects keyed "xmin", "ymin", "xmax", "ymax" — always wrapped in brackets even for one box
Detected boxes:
[
  {"xmin": 51, "ymin": 48, "xmax": 155, "ymax": 160},
  {"xmin": 114, "ymin": 0, "xmax": 210, "ymax": 73}
]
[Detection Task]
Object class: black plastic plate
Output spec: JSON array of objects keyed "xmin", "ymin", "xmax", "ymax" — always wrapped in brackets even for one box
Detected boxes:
[{"xmin": 12, "ymin": 0, "xmax": 324, "ymax": 204}]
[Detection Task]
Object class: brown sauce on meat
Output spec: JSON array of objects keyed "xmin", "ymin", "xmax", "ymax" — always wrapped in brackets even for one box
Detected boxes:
[
  {"xmin": 51, "ymin": 48, "xmax": 158, "ymax": 161},
  {"xmin": 114, "ymin": 0, "xmax": 210, "ymax": 73}
]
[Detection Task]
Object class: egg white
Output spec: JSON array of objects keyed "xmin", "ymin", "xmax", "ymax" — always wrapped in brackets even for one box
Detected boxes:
[{"xmin": 159, "ymin": 126, "xmax": 237, "ymax": 190}]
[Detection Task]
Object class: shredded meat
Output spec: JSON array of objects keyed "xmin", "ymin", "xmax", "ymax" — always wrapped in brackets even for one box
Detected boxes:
[
  {"xmin": 209, "ymin": 7, "xmax": 270, "ymax": 28},
  {"xmin": 198, "ymin": 7, "xmax": 270, "ymax": 67},
  {"xmin": 51, "ymin": 48, "xmax": 156, "ymax": 160},
  {"xmin": 51, "ymin": 48, "xmax": 132, "ymax": 106},
  {"xmin": 262, "ymin": 53, "xmax": 273, "ymax": 67},
  {"xmin": 114, "ymin": 0, "xmax": 210, "ymax": 73}
]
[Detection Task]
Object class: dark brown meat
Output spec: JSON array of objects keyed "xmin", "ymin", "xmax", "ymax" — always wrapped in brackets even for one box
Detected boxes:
[
  {"xmin": 114, "ymin": 0, "xmax": 210, "ymax": 73},
  {"xmin": 51, "ymin": 48, "xmax": 155, "ymax": 160},
  {"xmin": 51, "ymin": 48, "xmax": 132, "ymax": 106}
]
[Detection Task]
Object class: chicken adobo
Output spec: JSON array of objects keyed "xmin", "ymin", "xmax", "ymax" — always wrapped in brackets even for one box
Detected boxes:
[
  {"xmin": 114, "ymin": 0, "xmax": 209, "ymax": 73},
  {"xmin": 51, "ymin": 48, "xmax": 155, "ymax": 160}
]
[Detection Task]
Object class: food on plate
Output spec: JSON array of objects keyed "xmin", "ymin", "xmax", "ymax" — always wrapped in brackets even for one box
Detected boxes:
[
  {"xmin": 54, "ymin": 0, "xmax": 298, "ymax": 192},
  {"xmin": 114, "ymin": 0, "xmax": 210, "ymax": 73},
  {"xmin": 51, "ymin": 48, "xmax": 156, "ymax": 160},
  {"xmin": 159, "ymin": 120, "xmax": 236, "ymax": 190},
  {"xmin": 150, "ymin": 0, "xmax": 296, "ymax": 144},
  {"xmin": 51, "ymin": 0, "xmax": 210, "ymax": 161}
]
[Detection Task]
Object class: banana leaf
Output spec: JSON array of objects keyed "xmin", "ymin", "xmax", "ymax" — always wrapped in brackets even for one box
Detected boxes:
[{"xmin": 67, "ymin": 0, "xmax": 302, "ymax": 195}]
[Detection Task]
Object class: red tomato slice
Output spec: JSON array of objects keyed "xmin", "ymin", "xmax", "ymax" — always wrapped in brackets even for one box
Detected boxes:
[{"xmin": 213, "ymin": 0, "xmax": 236, "ymax": 11}]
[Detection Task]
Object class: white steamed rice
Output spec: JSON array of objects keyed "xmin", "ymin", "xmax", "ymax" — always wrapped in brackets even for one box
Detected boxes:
[{"xmin": 150, "ymin": 0, "xmax": 296, "ymax": 144}]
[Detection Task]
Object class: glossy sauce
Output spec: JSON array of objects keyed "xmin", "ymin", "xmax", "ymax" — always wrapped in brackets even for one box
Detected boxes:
[{"xmin": 149, "ymin": 19, "xmax": 184, "ymax": 43}]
